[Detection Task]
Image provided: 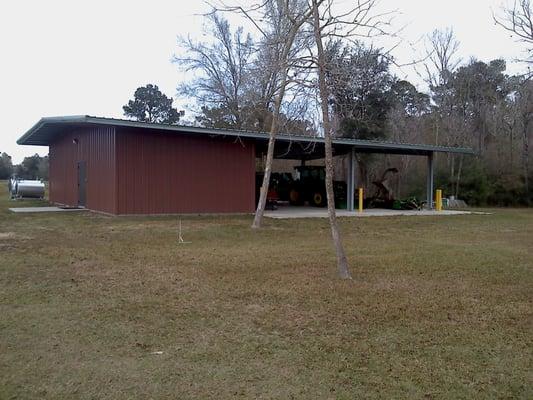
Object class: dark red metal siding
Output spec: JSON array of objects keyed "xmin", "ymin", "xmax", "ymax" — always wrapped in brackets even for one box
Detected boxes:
[
  {"xmin": 49, "ymin": 127, "xmax": 117, "ymax": 214},
  {"xmin": 116, "ymin": 128, "xmax": 255, "ymax": 214}
]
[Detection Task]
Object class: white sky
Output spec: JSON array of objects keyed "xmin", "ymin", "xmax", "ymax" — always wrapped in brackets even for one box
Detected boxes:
[{"xmin": 0, "ymin": 0, "xmax": 527, "ymax": 163}]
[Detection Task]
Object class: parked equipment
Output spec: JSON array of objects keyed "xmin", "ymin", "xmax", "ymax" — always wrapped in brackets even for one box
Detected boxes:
[
  {"xmin": 366, "ymin": 167, "xmax": 399, "ymax": 209},
  {"xmin": 366, "ymin": 167, "xmax": 423, "ymax": 210},
  {"xmin": 256, "ymin": 166, "xmax": 346, "ymax": 208},
  {"xmin": 392, "ymin": 197, "xmax": 422, "ymax": 210},
  {"xmin": 289, "ymin": 166, "xmax": 347, "ymax": 208},
  {"xmin": 255, "ymin": 172, "xmax": 293, "ymax": 210}
]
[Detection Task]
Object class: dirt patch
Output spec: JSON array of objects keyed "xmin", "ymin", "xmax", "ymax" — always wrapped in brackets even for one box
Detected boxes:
[{"xmin": 0, "ymin": 232, "xmax": 31, "ymax": 240}]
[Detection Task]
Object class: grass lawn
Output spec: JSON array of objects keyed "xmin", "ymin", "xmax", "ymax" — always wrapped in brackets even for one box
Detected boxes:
[{"xmin": 0, "ymin": 181, "xmax": 532, "ymax": 399}]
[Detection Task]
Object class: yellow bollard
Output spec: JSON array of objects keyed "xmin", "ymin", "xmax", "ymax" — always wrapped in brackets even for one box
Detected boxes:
[
  {"xmin": 358, "ymin": 187, "xmax": 364, "ymax": 213},
  {"xmin": 435, "ymin": 189, "xmax": 442, "ymax": 211}
]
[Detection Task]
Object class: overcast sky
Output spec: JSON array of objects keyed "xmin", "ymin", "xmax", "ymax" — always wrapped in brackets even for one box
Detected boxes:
[{"xmin": 0, "ymin": 0, "xmax": 527, "ymax": 163}]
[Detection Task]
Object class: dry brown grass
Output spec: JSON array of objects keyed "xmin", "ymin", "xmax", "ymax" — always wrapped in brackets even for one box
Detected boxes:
[{"xmin": 0, "ymin": 182, "xmax": 532, "ymax": 399}]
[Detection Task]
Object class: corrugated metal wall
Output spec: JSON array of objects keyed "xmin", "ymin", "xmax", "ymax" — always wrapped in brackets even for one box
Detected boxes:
[
  {"xmin": 49, "ymin": 126, "xmax": 117, "ymax": 214},
  {"xmin": 116, "ymin": 128, "xmax": 255, "ymax": 214}
]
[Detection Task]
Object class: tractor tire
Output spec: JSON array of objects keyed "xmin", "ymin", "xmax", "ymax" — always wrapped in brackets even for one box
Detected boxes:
[{"xmin": 312, "ymin": 191, "xmax": 326, "ymax": 207}]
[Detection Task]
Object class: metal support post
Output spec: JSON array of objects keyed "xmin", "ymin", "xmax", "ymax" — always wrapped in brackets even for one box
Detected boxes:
[
  {"xmin": 427, "ymin": 152, "xmax": 434, "ymax": 210},
  {"xmin": 347, "ymin": 147, "xmax": 356, "ymax": 211}
]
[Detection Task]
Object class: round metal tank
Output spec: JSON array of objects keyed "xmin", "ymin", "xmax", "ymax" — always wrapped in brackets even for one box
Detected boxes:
[{"xmin": 15, "ymin": 180, "xmax": 45, "ymax": 198}]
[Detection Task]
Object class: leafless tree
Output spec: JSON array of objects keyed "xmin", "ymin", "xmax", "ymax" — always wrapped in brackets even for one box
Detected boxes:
[
  {"xmin": 251, "ymin": 2, "xmax": 316, "ymax": 228},
  {"xmin": 421, "ymin": 28, "xmax": 466, "ymax": 193},
  {"xmin": 424, "ymin": 28, "xmax": 461, "ymax": 88},
  {"xmin": 494, "ymin": 0, "xmax": 533, "ymax": 69},
  {"xmin": 175, "ymin": 10, "xmax": 317, "ymax": 134},
  {"xmin": 515, "ymin": 79, "xmax": 533, "ymax": 202},
  {"xmin": 206, "ymin": 0, "xmax": 316, "ymax": 229},
  {"xmin": 308, "ymin": 0, "xmax": 351, "ymax": 279},
  {"xmin": 305, "ymin": 0, "xmax": 395, "ymax": 279},
  {"xmin": 174, "ymin": 14, "xmax": 255, "ymax": 129}
]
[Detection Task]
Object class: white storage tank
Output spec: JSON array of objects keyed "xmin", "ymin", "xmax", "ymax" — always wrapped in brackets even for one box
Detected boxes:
[{"xmin": 12, "ymin": 180, "xmax": 45, "ymax": 199}]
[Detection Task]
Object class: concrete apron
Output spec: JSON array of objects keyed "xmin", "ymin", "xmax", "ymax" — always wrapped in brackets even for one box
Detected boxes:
[
  {"xmin": 9, "ymin": 207, "xmax": 87, "ymax": 213},
  {"xmin": 264, "ymin": 206, "xmax": 471, "ymax": 219}
]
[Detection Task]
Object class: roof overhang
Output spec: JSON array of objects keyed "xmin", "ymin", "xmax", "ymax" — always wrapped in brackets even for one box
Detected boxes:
[{"xmin": 17, "ymin": 115, "xmax": 475, "ymax": 159}]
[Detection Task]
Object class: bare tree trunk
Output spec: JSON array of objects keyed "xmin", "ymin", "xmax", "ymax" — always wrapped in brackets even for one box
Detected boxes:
[
  {"xmin": 251, "ymin": 18, "xmax": 304, "ymax": 228},
  {"xmin": 523, "ymin": 123, "xmax": 530, "ymax": 205},
  {"xmin": 249, "ymin": 1, "xmax": 317, "ymax": 229},
  {"xmin": 252, "ymin": 72, "xmax": 288, "ymax": 228},
  {"xmin": 312, "ymin": 0, "xmax": 351, "ymax": 279}
]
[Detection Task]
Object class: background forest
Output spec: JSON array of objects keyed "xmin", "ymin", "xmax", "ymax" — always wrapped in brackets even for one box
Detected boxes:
[{"xmin": 173, "ymin": 11, "xmax": 532, "ymax": 207}]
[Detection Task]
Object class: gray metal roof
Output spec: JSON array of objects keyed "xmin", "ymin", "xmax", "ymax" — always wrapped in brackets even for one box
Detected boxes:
[{"xmin": 17, "ymin": 115, "xmax": 475, "ymax": 158}]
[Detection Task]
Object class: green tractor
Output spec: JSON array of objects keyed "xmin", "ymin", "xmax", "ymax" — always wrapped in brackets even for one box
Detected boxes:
[
  {"xmin": 255, "ymin": 166, "xmax": 347, "ymax": 208},
  {"xmin": 288, "ymin": 166, "xmax": 347, "ymax": 208}
]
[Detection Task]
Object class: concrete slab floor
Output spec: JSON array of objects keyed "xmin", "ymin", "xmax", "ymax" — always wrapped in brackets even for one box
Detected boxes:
[
  {"xmin": 9, "ymin": 207, "xmax": 87, "ymax": 213},
  {"xmin": 264, "ymin": 206, "xmax": 471, "ymax": 219}
]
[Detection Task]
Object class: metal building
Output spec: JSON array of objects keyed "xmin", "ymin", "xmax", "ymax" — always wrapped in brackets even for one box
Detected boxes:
[{"xmin": 17, "ymin": 115, "xmax": 473, "ymax": 215}]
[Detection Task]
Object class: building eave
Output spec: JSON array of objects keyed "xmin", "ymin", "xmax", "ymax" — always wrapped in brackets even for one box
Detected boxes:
[{"xmin": 17, "ymin": 115, "xmax": 475, "ymax": 157}]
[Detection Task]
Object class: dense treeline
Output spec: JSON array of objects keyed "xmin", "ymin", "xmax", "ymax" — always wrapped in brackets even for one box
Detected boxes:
[
  {"xmin": 0, "ymin": 152, "xmax": 13, "ymax": 180},
  {"xmin": 0, "ymin": 153, "xmax": 48, "ymax": 180},
  {"xmin": 175, "ymin": 12, "xmax": 532, "ymax": 206},
  {"xmin": 429, "ymin": 59, "xmax": 532, "ymax": 206}
]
